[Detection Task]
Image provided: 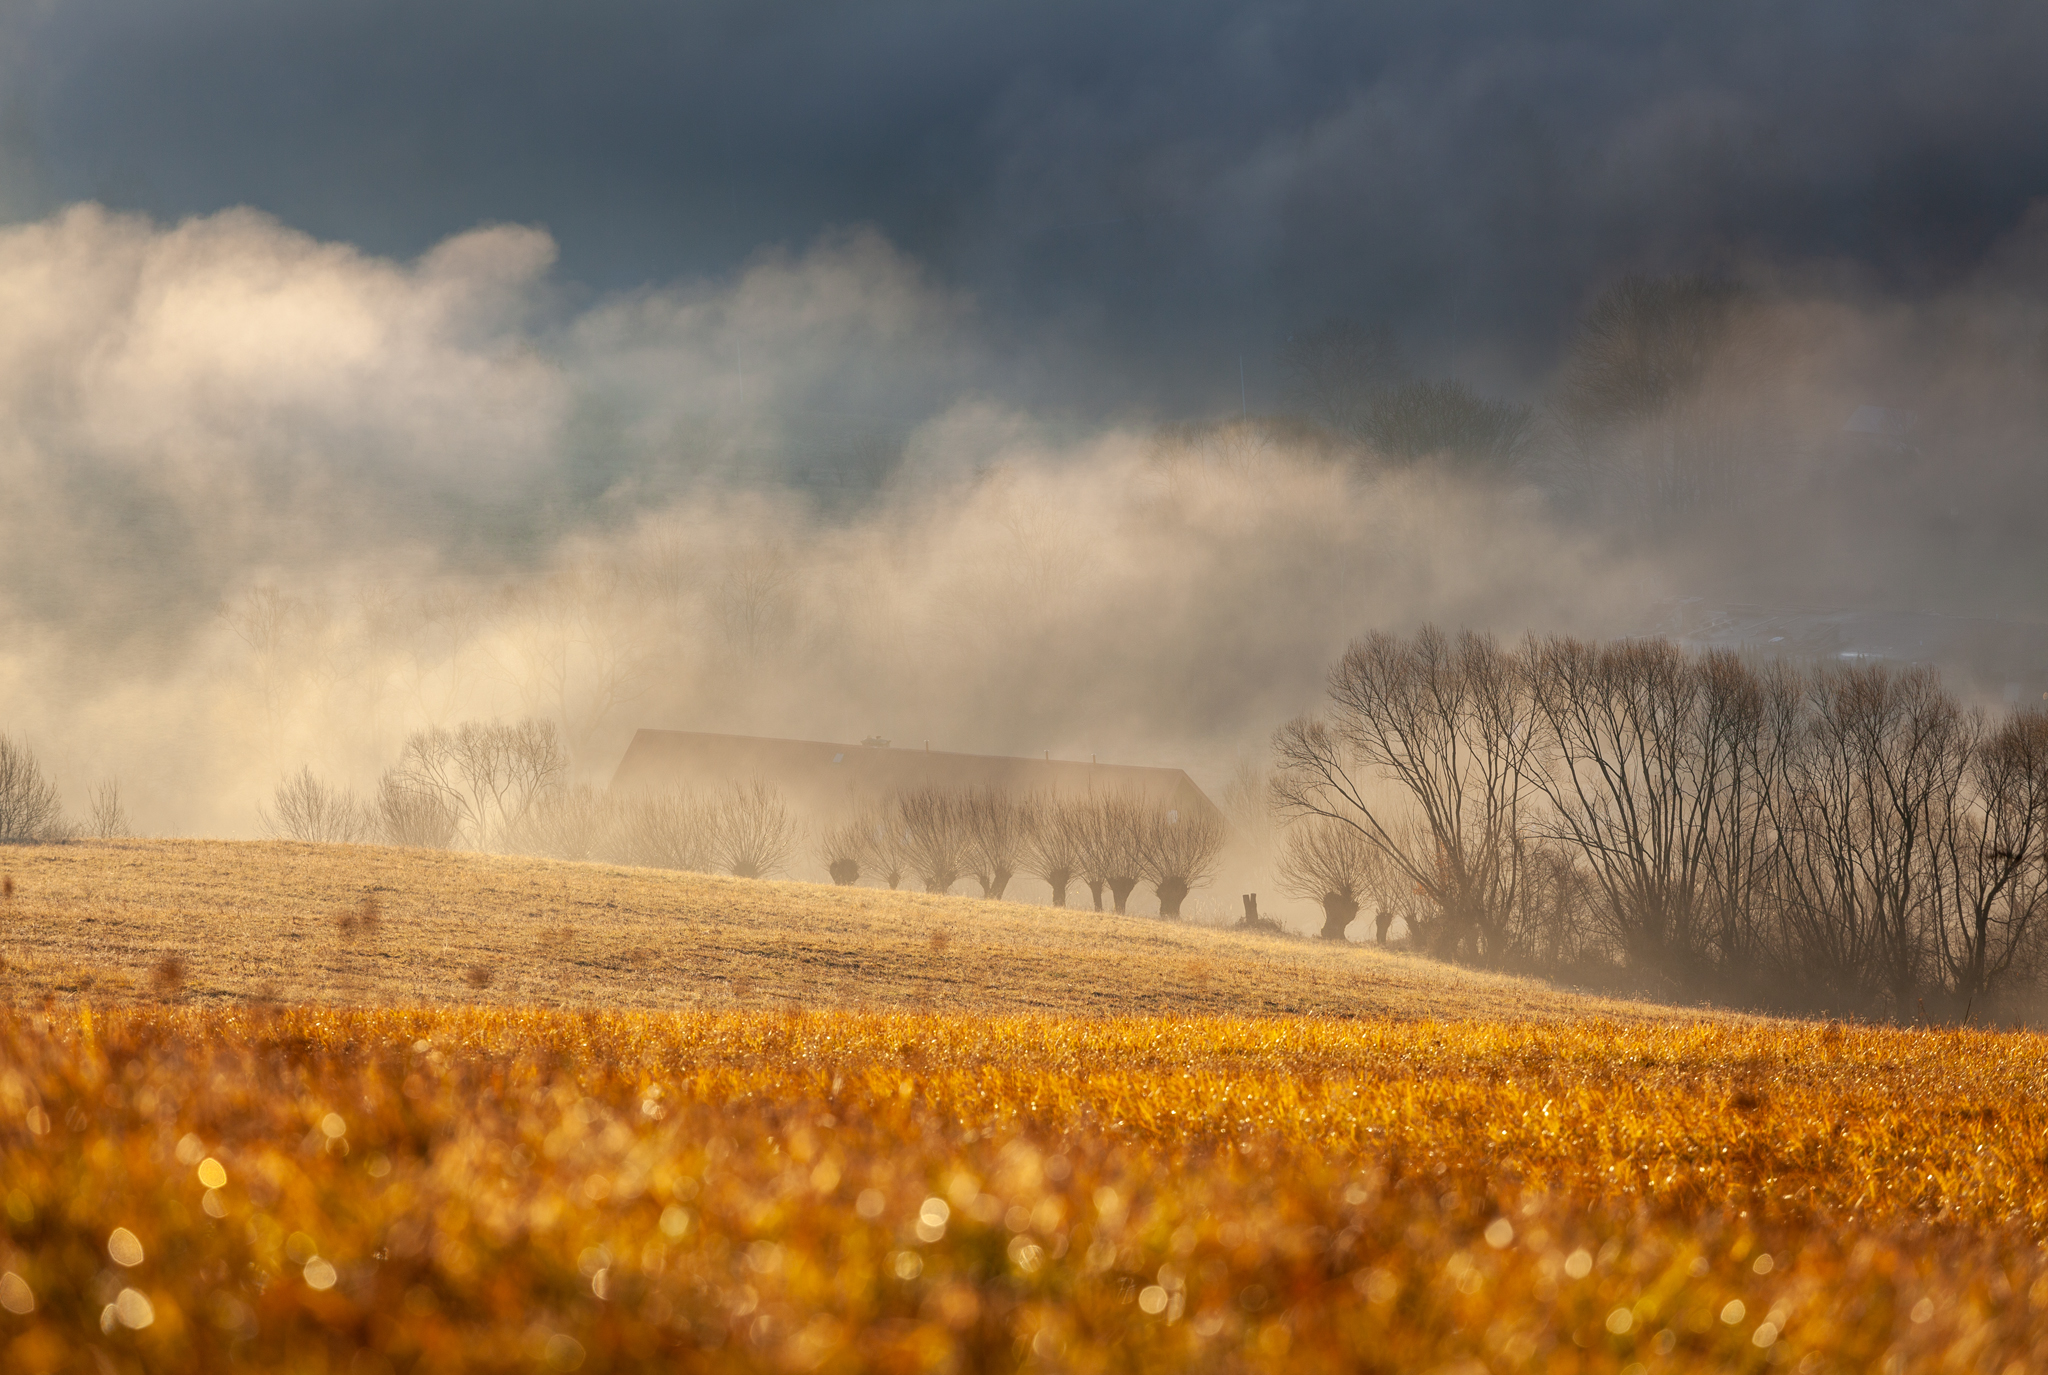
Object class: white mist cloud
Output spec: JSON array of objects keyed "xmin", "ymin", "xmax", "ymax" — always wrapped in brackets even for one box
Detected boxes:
[
  {"xmin": 0, "ymin": 203, "xmax": 1659, "ymax": 838},
  {"xmin": 13, "ymin": 197, "xmax": 2047, "ymax": 844}
]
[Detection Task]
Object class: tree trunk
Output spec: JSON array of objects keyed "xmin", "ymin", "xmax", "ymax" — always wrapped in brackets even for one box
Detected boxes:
[
  {"xmin": 828, "ymin": 858, "xmax": 859, "ymax": 886},
  {"xmin": 1108, "ymin": 877, "xmax": 1139, "ymax": 914},
  {"xmin": 1086, "ymin": 879, "xmax": 1105, "ymax": 911},
  {"xmin": 1048, "ymin": 872, "xmax": 1070, "ymax": 907},
  {"xmin": 1374, "ymin": 905, "xmax": 1393, "ymax": 945},
  {"xmin": 989, "ymin": 867, "xmax": 1013, "ymax": 900},
  {"xmin": 1970, "ymin": 905, "xmax": 1991, "ymax": 1001},
  {"xmin": 1319, "ymin": 893, "xmax": 1360, "ymax": 941},
  {"xmin": 1156, "ymin": 878, "xmax": 1189, "ymax": 918}
]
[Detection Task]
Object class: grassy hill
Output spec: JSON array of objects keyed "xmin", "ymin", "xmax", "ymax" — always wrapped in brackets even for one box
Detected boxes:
[{"xmin": 0, "ymin": 838, "xmax": 1724, "ymax": 1021}]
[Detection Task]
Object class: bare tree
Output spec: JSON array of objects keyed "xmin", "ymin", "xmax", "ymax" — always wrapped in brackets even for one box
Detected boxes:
[
  {"xmin": 1770, "ymin": 663, "xmax": 1968, "ymax": 1014},
  {"xmin": 1697, "ymin": 654, "xmax": 1800, "ymax": 980},
  {"xmin": 1076, "ymin": 797, "xmax": 1110, "ymax": 911},
  {"xmin": 963, "ymin": 787, "xmax": 1029, "ymax": 899},
  {"xmin": 1074, "ymin": 792, "xmax": 1150, "ymax": 914},
  {"xmin": 1273, "ymin": 627, "xmax": 1532, "ymax": 965},
  {"xmin": 1143, "ymin": 805, "xmax": 1226, "ymax": 918},
  {"xmin": 1276, "ymin": 816, "xmax": 1388, "ymax": 941},
  {"xmin": 481, "ymin": 719, "xmax": 568, "ymax": 839},
  {"xmin": 0, "ymin": 736, "xmax": 64, "ymax": 843},
  {"xmin": 1931, "ymin": 710, "xmax": 2048, "ymax": 1006},
  {"xmin": 898, "ymin": 787, "xmax": 971, "ymax": 894},
  {"xmin": 852, "ymin": 803, "xmax": 912, "ymax": 890},
  {"xmin": 710, "ymin": 780, "xmax": 797, "ymax": 880},
  {"xmin": 1516, "ymin": 840, "xmax": 1596, "ymax": 966},
  {"xmin": 387, "ymin": 718, "xmax": 567, "ymax": 849},
  {"xmin": 85, "ymin": 779, "xmax": 130, "ymax": 839},
  {"xmin": 1020, "ymin": 793, "xmax": 1085, "ymax": 907},
  {"xmin": 1520, "ymin": 637, "xmax": 1763, "ymax": 979},
  {"xmin": 263, "ymin": 767, "xmax": 373, "ymax": 844}
]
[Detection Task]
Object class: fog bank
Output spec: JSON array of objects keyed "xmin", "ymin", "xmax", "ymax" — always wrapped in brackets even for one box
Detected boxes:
[{"xmin": 3, "ymin": 202, "xmax": 2047, "ymax": 843}]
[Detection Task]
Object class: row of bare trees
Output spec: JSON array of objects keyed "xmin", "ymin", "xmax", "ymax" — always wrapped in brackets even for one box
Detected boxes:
[
  {"xmin": 268, "ymin": 724, "xmax": 802, "ymax": 880},
  {"xmin": 506, "ymin": 780, "xmax": 799, "ymax": 879},
  {"xmin": 266, "ymin": 718, "xmax": 570, "ymax": 851},
  {"xmin": 818, "ymin": 786, "xmax": 1226, "ymax": 915},
  {"xmin": 265, "ymin": 721, "xmax": 1226, "ymax": 912},
  {"xmin": 0, "ymin": 735, "xmax": 129, "ymax": 842},
  {"xmin": 1274, "ymin": 627, "xmax": 2048, "ymax": 1018}
]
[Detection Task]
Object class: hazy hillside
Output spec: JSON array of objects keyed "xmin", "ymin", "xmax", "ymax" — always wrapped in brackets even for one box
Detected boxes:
[{"xmin": 0, "ymin": 839, "xmax": 1729, "ymax": 1022}]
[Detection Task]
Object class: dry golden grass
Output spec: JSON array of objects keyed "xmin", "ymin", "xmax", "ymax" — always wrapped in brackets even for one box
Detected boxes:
[
  {"xmin": 1, "ymin": 1006, "xmax": 2045, "ymax": 1373},
  {"xmin": 0, "ymin": 839, "xmax": 1715, "ymax": 1023}
]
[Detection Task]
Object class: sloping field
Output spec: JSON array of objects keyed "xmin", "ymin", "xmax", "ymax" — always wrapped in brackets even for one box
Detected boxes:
[
  {"xmin": 4, "ymin": 845, "xmax": 2043, "ymax": 1372},
  {"xmin": 0, "ymin": 840, "xmax": 1707, "ymax": 1022}
]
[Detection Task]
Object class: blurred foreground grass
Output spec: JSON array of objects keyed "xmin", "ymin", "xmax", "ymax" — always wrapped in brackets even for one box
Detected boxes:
[{"xmin": 2, "ymin": 1007, "xmax": 2046, "ymax": 1372}]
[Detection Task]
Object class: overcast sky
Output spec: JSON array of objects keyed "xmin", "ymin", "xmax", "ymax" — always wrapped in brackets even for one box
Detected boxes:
[{"xmin": 5, "ymin": 0, "xmax": 2047, "ymax": 414}]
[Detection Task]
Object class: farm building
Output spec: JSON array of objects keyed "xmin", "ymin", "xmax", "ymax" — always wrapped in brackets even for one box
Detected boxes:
[{"xmin": 610, "ymin": 729, "xmax": 1225, "ymax": 826}]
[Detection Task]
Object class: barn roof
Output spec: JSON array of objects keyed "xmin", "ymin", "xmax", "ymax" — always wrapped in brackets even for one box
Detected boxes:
[{"xmin": 609, "ymin": 729, "xmax": 1224, "ymax": 823}]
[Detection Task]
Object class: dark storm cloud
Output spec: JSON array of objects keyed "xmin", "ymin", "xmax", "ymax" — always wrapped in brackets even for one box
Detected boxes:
[{"xmin": 5, "ymin": 0, "xmax": 2048, "ymax": 409}]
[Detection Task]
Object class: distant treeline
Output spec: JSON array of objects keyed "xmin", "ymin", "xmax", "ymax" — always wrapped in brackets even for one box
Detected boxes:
[
  {"xmin": 1276, "ymin": 627, "xmax": 2048, "ymax": 1020},
  {"xmin": 814, "ymin": 788, "xmax": 1224, "ymax": 916},
  {"xmin": 261, "ymin": 721, "xmax": 1227, "ymax": 915}
]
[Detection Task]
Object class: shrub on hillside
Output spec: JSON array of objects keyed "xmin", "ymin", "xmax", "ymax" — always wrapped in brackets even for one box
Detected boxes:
[
  {"xmin": 85, "ymin": 779, "xmax": 130, "ymax": 839},
  {"xmin": 377, "ymin": 771, "xmax": 461, "ymax": 849},
  {"xmin": 609, "ymin": 790, "xmax": 718, "ymax": 872},
  {"xmin": 263, "ymin": 767, "xmax": 373, "ymax": 844},
  {"xmin": 499, "ymin": 784, "xmax": 618, "ymax": 862},
  {"xmin": 817, "ymin": 818, "xmax": 865, "ymax": 885}
]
